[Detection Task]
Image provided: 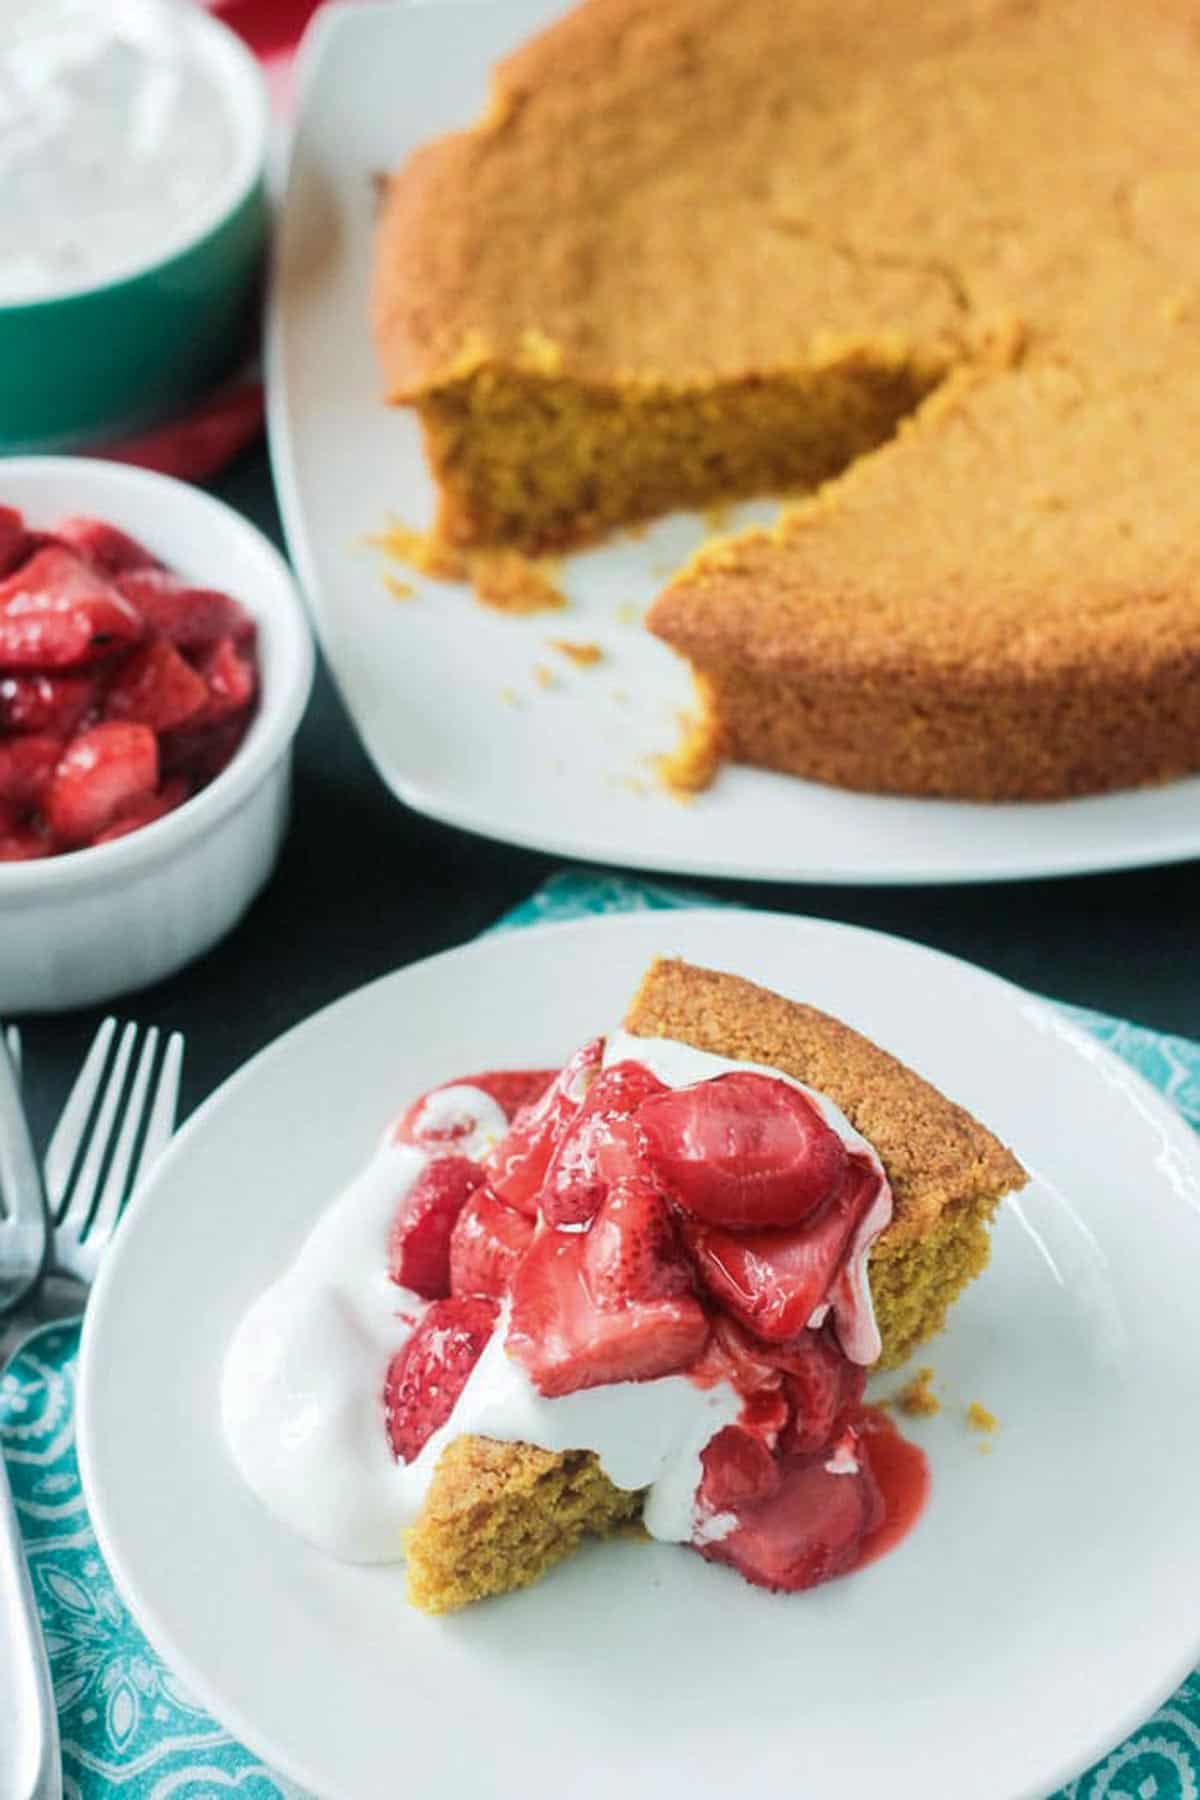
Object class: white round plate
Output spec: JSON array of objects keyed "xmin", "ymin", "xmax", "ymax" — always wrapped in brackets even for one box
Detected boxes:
[
  {"xmin": 265, "ymin": 1, "xmax": 1200, "ymax": 887},
  {"xmin": 78, "ymin": 909, "xmax": 1200, "ymax": 1800}
]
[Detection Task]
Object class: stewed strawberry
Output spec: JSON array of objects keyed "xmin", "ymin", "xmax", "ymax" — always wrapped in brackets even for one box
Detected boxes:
[
  {"xmin": 89, "ymin": 778, "xmax": 189, "ymax": 846},
  {"xmin": 383, "ymin": 1296, "xmax": 499, "ymax": 1463},
  {"xmin": 0, "ymin": 734, "xmax": 64, "ymax": 812},
  {"xmin": 507, "ymin": 1224, "xmax": 709, "ymax": 1397},
  {"xmin": 484, "ymin": 1036, "xmax": 604, "ymax": 1215},
  {"xmin": 388, "ymin": 1155, "xmax": 484, "ymax": 1299},
  {"xmin": 0, "ymin": 672, "xmax": 98, "ymax": 737},
  {"xmin": 53, "ymin": 516, "xmax": 159, "ymax": 577},
  {"xmin": 581, "ymin": 1176, "xmax": 694, "ymax": 1306},
  {"xmin": 682, "ymin": 1154, "xmax": 880, "ymax": 1341},
  {"xmin": 699, "ymin": 1434, "xmax": 883, "ymax": 1592},
  {"xmin": 103, "ymin": 637, "xmax": 209, "ymax": 732},
  {"xmin": 0, "ymin": 504, "xmax": 260, "ymax": 856},
  {"xmin": 0, "ymin": 508, "xmax": 29, "ymax": 579},
  {"xmin": 114, "ymin": 567, "xmax": 254, "ymax": 649},
  {"xmin": 449, "ymin": 1186, "xmax": 535, "ymax": 1300},
  {"xmin": 698, "ymin": 1426, "xmax": 782, "ymax": 1513},
  {"xmin": 0, "ymin": 549, "xmax": 144, "ymax": 668},
  {"xmin": 393, "ymin": 1069, "xmax": 556, "ymax": 1150},
  {"xmin": 540, "ymin": 1060, "xmax": 667, "ymax": 1226},
  {"xmin": 43, "ymin": 723, "xmax": 159, "ymax": 847},
  {"xmin": 637, "ymin": 1070, "xmax": 848, "ymax": 1229}
]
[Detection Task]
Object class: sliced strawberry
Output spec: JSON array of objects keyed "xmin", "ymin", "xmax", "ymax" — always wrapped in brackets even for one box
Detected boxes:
[
  {"xmin": 115, "ymin": 568, "xmax": 254, "ymax": 649},
  {"xmin": 0, "ymin": 671, "xmax": 98, "ymax": 736},
  {"xmin": 582, "ymin": 1176, "xmax": 694, "ymax": 1306},
  {"xmin": 44, "ymin": 722, "xmax": 158, "ymax": 848},
  {"xmin": 699, "ymin": 1433, "xmax": 883, "ymax": 1592},
  {"xmin": 484, "ymin": 1036, "xmax": 604, "ymax": 1216},
  {"xmin": 698, "ymin": 1426, "xmax": 782, "ymax": 1514},
  {"xmin": 0, "ymin": 827, "xmax": 50, "ymax": 862},
  {"xmin": 541, "ymin": 1060, "xmax": 668, "ymax": 1226},
  {"xmin": 449, "ymin": 1185, "xmax": 535, "ymax": 1300},
  {"xmin": 103, "ymin": 636, "xmax": 209, "ymax": 732},
  {"xmin": 507, "ymin": 1225, "xmax": 709, "ymax": 1397},
  {"xmin": 637, "ymin": 1071, "xmax": 848, "ymax": 1230},
  {"xmin": 774, "ymin": 1326, "xmax": 867, "ymax": 1455},
  {"xmin": 0, "ymin": 733, "xmax": 64, "ymax": 811},
  {"xmin": 682, "ymin": 1156, "xmax": 879, "ymax": 1342},
  {"xmin": 196, "ymin": 635, "xmax": 256, "ymax": 723},
  {"xmin": 0, "ymin": 507, "xmax": 28, "ymax": 578},
  {"xmin": 52, "ymin": 517, "xmax": 159, "ymax": 577},
  {"xmin": 394, "ymin": 1068, "xmax": 557, "ymax": 1148},
  {"xmin": 0, "ymin": 549, "xmax": 144, "ymax": 669},
  {"xmin": 388, "ymin": 1155, "xmax": 484, "ymax": 1299},
  {"xmin": 158, "ymin": 715, "xmax": 247, "ymax": 785},
  {"xmin": 383, "ymin": 1295, "xmax": 498, "ymax": 1463},
  {"xmin": 89, "ymin": 777, "xmax": 190, "ymax": 846}
]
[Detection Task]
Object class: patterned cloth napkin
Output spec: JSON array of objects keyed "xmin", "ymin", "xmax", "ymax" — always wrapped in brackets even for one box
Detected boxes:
[{"xmin": 3, "ymin": 870, "xmax": 1198, "ymax": 1799}]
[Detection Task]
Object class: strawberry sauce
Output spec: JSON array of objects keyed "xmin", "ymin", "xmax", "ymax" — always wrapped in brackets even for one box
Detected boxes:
[
  {"xmin": 384, "ymin": 1047, "xmax": 926, "ymax": 1596},
  {"xmin": 851, "ymin": 1405, "xmax": 931, "ymax": 1569}
]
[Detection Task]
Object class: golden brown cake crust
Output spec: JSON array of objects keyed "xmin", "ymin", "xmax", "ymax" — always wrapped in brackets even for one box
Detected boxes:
[
  {"xmin": 625, "ymin": 957, "xmax": 1024, "ymax": 1250},
  {"xmin": 374, "ymin": 0, "xmax": 1200, "ymax": 796}
]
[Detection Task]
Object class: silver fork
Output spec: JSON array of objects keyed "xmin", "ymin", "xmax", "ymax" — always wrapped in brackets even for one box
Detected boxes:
[
  {"xmin": 0, "ymin": 1027, "xmax": 46, "ymax": 1320},
  {"xmin": 1, "ymin": 1019, "xmax": 184, "ymax": 1800},
  {"xmin": 44, "ymin": 1018, "xmax": 184, "ymax": 1285}
]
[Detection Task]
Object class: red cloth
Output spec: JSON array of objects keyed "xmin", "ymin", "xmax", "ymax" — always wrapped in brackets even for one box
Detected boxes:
[{"xmin": 94, "ymin": 0, "xmax": 328, "ymax": 482}]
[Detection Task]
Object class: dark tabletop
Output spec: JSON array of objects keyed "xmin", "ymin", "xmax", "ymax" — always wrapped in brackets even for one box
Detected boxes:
[{"xmin": 14, "ymin": 444, "xmax": 1200, "ymax": 1145}]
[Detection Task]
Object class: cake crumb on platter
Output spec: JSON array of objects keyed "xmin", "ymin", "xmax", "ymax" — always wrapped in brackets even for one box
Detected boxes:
[
  {"xmin": 889, "ymin": 1366, "xmax": 940, "ymax": 1417},
  {"xmin": 532, "ymin": 662, "xmax": 557, "ymax": 689},
  {"xmin": 550, "ymin": 638, "xmax": 604, "ymax": 666},
  {"xmin": 383, "ymin": 573, "xmax": 414, "ymax": 601},
  {"xmin": 966, "ymin": 1401, "xmax": 998, "ymax": 1434},
  {"xmin": 372, "ymin": 520, "xmax": 568, "ymax": 614}
]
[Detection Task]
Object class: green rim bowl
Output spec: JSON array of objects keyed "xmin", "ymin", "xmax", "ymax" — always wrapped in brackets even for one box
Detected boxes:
[{"xmin": 0, "ymin": 8, "xmax": 270, "ymax": 454}]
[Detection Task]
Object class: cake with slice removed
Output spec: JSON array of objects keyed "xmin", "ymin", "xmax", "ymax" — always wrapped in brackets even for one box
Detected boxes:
[{"xmin": 372, "ymin": 0, "xmax": 1200, "ymax": 800}]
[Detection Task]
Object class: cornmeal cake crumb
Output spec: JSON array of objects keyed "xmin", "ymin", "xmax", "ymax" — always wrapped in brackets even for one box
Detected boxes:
[
  {"xmin": 532, "ymin": 662, "xmax": 557, "ymax": 689},
  {"xmin": 891, "ymin": 1366, "xmax": 940, "ymax": 1418},
  {"xmin": 383, "ymin": 574, "xmax": 414, "ymax": 601},
  {"xmin": 966, "ymin": 1401, "xmax": 998, "ymax": 1434},
  {"xmin": 374, "ymin": 521, "xmax": 567, "ymax": 614},
  {"xmin": 551, "ymin": 638, "xmax": 604, "ymax": 667}
]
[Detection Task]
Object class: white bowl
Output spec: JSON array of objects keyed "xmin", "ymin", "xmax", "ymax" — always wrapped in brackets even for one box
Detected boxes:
[{"xmin": 0, "ymin": 458, "xmax": 314, "ymax": 1012}]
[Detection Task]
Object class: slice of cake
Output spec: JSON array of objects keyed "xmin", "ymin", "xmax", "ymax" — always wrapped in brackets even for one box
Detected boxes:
[
  {"xmin": 223, "ymin": 958, "xmax": 1025, "ymax": 1615},
  {"xmin": 372, "ymin": 0, "xmax": 1200, "ymax": 800}
]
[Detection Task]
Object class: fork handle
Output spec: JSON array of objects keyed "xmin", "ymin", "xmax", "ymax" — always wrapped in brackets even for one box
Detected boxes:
[{"xmin": 0, "ymin": 1448, "xmax": 61, "ymax": 1800}]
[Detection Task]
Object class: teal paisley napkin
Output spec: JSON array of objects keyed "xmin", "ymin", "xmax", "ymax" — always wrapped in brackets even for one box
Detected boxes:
[{"xmin": 3, "ymin": 869, "xmax": 1198, "ymax": 1800}]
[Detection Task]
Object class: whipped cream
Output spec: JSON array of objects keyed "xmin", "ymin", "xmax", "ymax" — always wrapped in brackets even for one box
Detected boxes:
[
  {"xmin": 0, "ymin": 0, "xmax": 240, "ymax": 302},
  {"xmin": 223, "ymin": 1040, "xmax": 892, "ymax": 1565}
]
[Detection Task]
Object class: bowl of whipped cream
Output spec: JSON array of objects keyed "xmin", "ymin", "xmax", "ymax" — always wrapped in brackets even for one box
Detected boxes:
[{"xmin": 0, "ymin": 0, "xmax": 269, "ymax": 452}]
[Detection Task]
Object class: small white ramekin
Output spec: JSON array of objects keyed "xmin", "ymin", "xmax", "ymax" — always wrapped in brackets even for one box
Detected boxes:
[{"xmin": 0, "ymin": 458, "xmax": 314, "ymax": 1013}]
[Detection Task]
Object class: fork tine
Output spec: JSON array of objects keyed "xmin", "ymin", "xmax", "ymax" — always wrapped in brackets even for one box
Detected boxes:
[
  {"xmin": 130, "ymin": 1031, "xmax": 184, "ymax": 1193},
  {"xmin": 58, "ymin": 1022, "xmax": 138, "ymax": 1240},
  {"xmin": 5, "ymin": 1026, "xmax": 20, "ymax": 1079},
  {"xmin": 85, "ymin": 1028, "xmax": 159, "ymax": 1252},
  {"xmin": 45, "ymin": 1018, "xmax": 116, "ymax": 1214}
]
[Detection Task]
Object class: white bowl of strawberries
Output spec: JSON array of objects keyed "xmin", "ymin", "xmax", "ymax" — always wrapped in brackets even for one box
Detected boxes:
[{"xmin": 0, "ymin": 458, "xmax": 314, "ymax": 1012}]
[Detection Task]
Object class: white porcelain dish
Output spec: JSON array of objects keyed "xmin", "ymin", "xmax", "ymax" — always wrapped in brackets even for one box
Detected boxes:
[
  {"xmin": 0, "ymin": 458, "xmax": 314, "ymax": 1012},
  {"xmin": 265, "ymin": 0, "xmax": 1200, "ymax": 888},
  {"xmin": 77, "ymin": 908, "xmax": 1200, "ymax": 1800}
]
